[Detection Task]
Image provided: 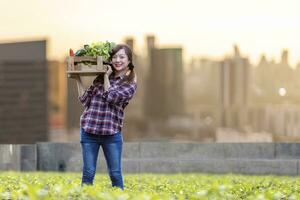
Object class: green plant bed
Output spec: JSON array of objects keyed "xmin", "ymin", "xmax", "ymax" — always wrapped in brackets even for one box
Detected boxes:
[{"xmin": 0, "ymin": 172, "xmax": 299, "ymax": 199}]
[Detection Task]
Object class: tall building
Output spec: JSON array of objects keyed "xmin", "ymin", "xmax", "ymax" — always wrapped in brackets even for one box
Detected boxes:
[
  {"xmin": 124, "ymin": 37, "xmax": 134, "ymax": 51},
  {"xmin": 219, "ymin": 45, "xmax": 252, "ymax": 130},
  {"xmin": 281, "ymin": 49, "xmax": 289, "ymax": 65},
  {"xmin": 145, "ymin": 41, "xmax": 184, "ymax": 121},
  {"xmin": 253, "ymin": 49, "xmax": 297, "ymax": 104},
  {"xmin": 144, "ymin": 35, "xmax": 156, "ymax": 77},
  {"xmin": 122, "ymin": 37, "xmax": 145, "ymax": 136},
  {"xmin": 146, "ymin": 35, "xmax": 155, "ymax": 60},
  {"xmin": 47, "ymin": 60, "xmax": 67, "ymax": 129},
  {"xmin": 0, "ymin": 40, "xmax": 48, "ymax": 143},
  {"xmin": 248, "ymin": 49, "xmax": 300, "ymax": 138},
  {"xmin": 66, "ymin": 73, "xmax": 83, "ymax": 132},
  {"xmin": 185, "ymin": 57, "xmax": 220, "ymax": 127}
]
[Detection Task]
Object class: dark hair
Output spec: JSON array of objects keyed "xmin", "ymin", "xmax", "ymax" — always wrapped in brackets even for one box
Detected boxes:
[
  {"xmin": 93, "ymin": 44, "xmax": 137, "ymax": 85},
  {"xmin": 109, "ymin": 44, "xmax": 136, "ymax": 84}
]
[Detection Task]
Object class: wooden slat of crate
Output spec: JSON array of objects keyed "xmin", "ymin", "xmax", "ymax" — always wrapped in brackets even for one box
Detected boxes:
[
  {"xmin": 68, "ymin": 56, "xmax": 100, "ymax": 69},
  {"xmin": 74, "ymin": 56, "xmax": 97, "ymax": 63},
  {"xmin": 66, "ymin": 71, "xmax": 104, "ymax": 78},
  {"xmin": 66, "ymin": 70, "xmax": 106, "ymax": 74},
  {"xmin": 66, "ymin": 63, "xmax": 107, "ymax": 78}
]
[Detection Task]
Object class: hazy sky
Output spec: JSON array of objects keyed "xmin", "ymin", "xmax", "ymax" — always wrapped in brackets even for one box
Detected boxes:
[{"xmin": 0, "ymin": 0, "xmax": 299, "ymax": 65}]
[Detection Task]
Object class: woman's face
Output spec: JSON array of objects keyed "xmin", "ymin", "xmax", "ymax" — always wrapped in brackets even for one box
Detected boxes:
[{"xmin": 111, "ymin": 49, "xmax": 130, "ymax": 72}]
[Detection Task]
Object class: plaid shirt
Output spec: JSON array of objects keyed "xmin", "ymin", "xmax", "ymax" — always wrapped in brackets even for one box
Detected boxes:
[{"xmin": 78, "ymin": 74, "xmax": 137, "ymax": 135}]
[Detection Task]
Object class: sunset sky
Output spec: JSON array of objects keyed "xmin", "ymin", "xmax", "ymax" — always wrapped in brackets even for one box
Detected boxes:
[{"xmin": 0, "ymin": 0, "xmax": 299, "ymax": 66}]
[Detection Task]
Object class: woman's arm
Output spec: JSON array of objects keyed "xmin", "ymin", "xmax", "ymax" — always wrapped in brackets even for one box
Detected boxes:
[
  {"xmin": 104, "ymin": 65, "xmax": 113, "ymax": 91},
  {"xmin": 102, "ymin": 82, "xmax": 137, "ymax": 105},
  {"xmin": 73, "ymin": 75, "xmax": 85, "ymax": 97},
  {"xmin": 70, "ymin": 74, "xmax": 93, "ymax": 108}
]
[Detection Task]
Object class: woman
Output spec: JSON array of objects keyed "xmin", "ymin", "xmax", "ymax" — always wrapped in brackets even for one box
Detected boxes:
[{"xmin": 74, "ymin": 44, "xmax": 137, "ymax": 189}]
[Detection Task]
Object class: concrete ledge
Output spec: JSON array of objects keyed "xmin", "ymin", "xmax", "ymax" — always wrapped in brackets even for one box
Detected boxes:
[
  {"xmin": 275, "ymin": 143, "xmax": 300, "ymax": 159},
  {"xmin": 20, "ymin": 145, "xmax": 36, "ymax": 171},
  {"xmin": 0, "ymin": 144, "xmax": 36, "ymax": 171},
  {"xmin": 222, "ymin": 143, "xmax": 275, "ymax": 159},
  {"xmin": 140, "ymin": 142, "xmax": 225, "ymax": 159},
  {"xmin": 140, "ymin": 142, "xmax": 276, "ymax": 159},
  {"xmin": 37, "ymin": 142, "xmax": 81, "ymax": 171},
  {"xmin": 138, "ymin": 159, "xmax": 298, "ymax": 175},
  {"xmin": 1, "ymin": 142, "xmax": 300, "ymax": 175},
  {"xmin": 0, "ymin": 145, "xmax": 20, "ymax": 170}
]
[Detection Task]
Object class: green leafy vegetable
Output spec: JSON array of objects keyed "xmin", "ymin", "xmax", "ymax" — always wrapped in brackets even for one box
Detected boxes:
[
  {"xmin": 1, "ymin": 172, "xmax": 300, "ymax": 200},
  {"xmin": 75, "ymin": 41, "xmax": 116, "ymax": 62}
]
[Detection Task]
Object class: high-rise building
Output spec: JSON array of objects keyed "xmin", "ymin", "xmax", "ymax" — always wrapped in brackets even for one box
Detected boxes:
[
  {"xmin": 66, "ymin": 73, "xmax": 83, "ymax": 132},
  {"xmin": 253, "ymin": 49, "xmax": 297, "ymax": 104},
  {"xmin": 146, "ymin": 35, "xmax": 155, "ymax": 60},
  {"xmin": 281, "ymin": 49, "xmax": 289, "ymax": 65},
  {"xmin": 219, "ymin": 46, "xmax": 251, "ymax": 130},
  {"xmin": 184, "ymin": 57, "xmax": 220, "ymax": 128},
  {"xmin": 124, "ymin": 37, "xmax": 134, "ymax": 51},
  {"xmin": 0, "ymin": 40, "xmax": 48, "ymax": 143},
  {"xmin": 145, "ymin": 45, "xmax": 184, "ymax": 121},
  {"xmin": 47, "ymin": 60, "xmax": 67, "ymax": 129},
  {"xmin": 123, "ymin": 37, "xmax": 144, "ymax": 120}
]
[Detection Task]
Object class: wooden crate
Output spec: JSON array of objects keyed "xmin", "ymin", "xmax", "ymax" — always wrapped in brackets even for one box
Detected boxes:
[{"xmin": 66, "ymin": 56, "xmax": 107, "ymax": 77}]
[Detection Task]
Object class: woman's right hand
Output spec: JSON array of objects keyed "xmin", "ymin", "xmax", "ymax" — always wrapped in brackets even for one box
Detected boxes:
[
  {"xmin": 68, "ymin": 73, "xmax": 81, "ymax": 80},
  {"xmin": 106, "ymin": 65, "xmax": 113, "ymax": 77}
]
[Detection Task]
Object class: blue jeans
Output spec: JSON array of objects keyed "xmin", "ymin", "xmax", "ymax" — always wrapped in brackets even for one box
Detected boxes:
[{"xmin": 80, "ymin": 128, "xmax": 124, "ymax": 189}]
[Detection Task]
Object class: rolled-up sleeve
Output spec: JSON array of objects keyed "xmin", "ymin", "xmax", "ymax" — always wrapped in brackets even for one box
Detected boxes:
[
  {"xmin": 102, "ymin": 83, "xmax": 137, "ymax": 105},
  {"xmin": 78, "ymin": 85, "xmax": 94, "ymax": 108}
]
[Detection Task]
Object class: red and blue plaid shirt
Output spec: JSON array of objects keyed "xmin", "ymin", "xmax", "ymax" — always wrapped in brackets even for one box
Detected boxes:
[{"xmin": 78, "ymin": 74, "xmax": 137, "ymax": 135}]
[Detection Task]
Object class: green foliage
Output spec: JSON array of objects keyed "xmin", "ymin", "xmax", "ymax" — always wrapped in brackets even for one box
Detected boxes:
[
  {"xmin": 0, "ymin": 172, "xmax": 299, "ymax": 199},
  {"xmin": 75, "ymin": 41, "xmax": 116, "ymax": 62}
]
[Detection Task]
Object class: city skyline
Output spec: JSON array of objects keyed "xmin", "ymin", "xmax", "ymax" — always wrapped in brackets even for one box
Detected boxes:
[
  {"xmin": 0, "ymin": 0, "xmax": 299, "ymax": 66},
  {"xmin": 1, "ymin": 39, "xmax": 300, "ymax": 143}
]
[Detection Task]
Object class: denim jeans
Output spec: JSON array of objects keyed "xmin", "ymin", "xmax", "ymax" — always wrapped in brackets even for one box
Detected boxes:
[{"xmin": 80, "ymin": 128, "xmax": 124, "ymax": 189}]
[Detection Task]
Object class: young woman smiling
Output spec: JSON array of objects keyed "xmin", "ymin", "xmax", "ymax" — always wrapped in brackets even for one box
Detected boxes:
[{"xmin": 74, "ymin": 44, "xmax": 137, "ymax": 189}]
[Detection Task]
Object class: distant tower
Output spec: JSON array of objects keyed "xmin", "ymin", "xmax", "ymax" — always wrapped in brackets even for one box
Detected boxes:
[
  {"xmin": 124, "ymin": 37, "xmax": 136, "ymax": 61},
  {"xmin": 48, "ymin": 60, "xmax": 67, "ymax": 129},
  {"xmin": 125, "ymin": 37, "xmax": 134, "ymax": 52},
  {"xmin": 145, "ymin": 47, "xmax": 184, "ymax": 121},
  {"xmin": 258, "ymin": 54, "xmax": 267, "ymax": 66},
  {"xmin": 0, "ymin": 40, "xmax": 48, "ymax": 143},
  {"xmin": 123, "ymin": 37, "xmax": 145, "ymax": 121},
  {"xmin": 281, "ymin": 49, "xmax": 289, "ymax": 65},
  {"xmin": 66, "ymin": 77, "xmax": 83, "ymax": 132},
  {"xmin": 234, "ymin": 44, "xmax": 240, "ymax": 57},
  {"xmin": 220, "ymin": 45, "xmax": 251, "ymax": 130},
  {"xmin": 146, "ymin": 35, "xmax": 156, "ymax": 58}
]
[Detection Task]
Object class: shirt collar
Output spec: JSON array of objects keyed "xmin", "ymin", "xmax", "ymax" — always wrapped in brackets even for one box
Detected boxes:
[{"xmin": 111, "ymin": 73, "xmax": 127, "ymax": 80}]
